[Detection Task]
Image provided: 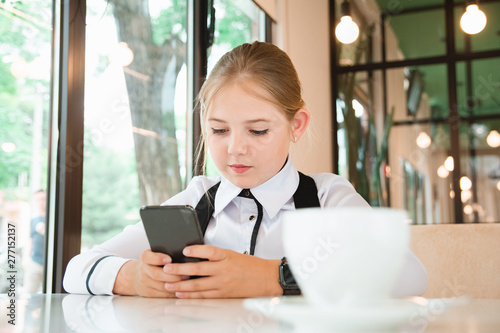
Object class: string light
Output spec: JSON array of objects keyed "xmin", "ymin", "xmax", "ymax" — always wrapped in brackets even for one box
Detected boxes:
[
  {"xmin": 486, "ymin": 130, "xmax": 500, "ymax": 148},
  {"xmin": 10, "ymin": 58, "xmax": 29, "ymax": 79},
  {"xmin": 437, "ymin": 165, "xmax": 449, "ymax": 178},
  {"xmin": 109, "ymin": 42, "xmax": 134, "ymax": 67},
  {"xmin": 416, "ymin": 132, "xmax": 431, "ymax": 149},
  {"xmin": 460, "ymin": 1, "xmax": 487, "ymax": 35},
  {"xmin": 1, "ymin": 142, "xmax": 16, "ymax": 153},
  {"xmin": 335, "ymin": 1, "xmax": 359, "ymax": 44},
  {"xmin": 460, "ymin": 176, "xmax": 472, "ymax": 191},
  {"xmin": 444, "ymin": 156, "xmax": 454, "ymax": 172}
]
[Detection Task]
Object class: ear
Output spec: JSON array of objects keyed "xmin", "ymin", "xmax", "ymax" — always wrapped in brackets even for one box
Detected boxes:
[{"xmin": 291, "ymin": 108, "xmax": 311, "ymax": 142}]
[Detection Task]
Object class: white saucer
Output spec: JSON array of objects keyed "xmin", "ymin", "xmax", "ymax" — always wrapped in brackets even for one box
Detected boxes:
[{"xmin": 243, "ymin": 296, "xmax": 427, "ymax": 332}]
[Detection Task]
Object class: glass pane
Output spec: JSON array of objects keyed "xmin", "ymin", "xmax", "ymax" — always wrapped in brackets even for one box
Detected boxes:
[
  {"xmin": 456, "ymin": 58, "xmax": 500, "ymax": 117},
  {"xmin": 205, "ymin": 0, "xmax": 266, "ymax": 176},
  {"xmin": 455, "ymin": 1, "xmax": 500, "ymax": 54},
  {"xmin": 389, "ymin": 123, "xmax": 454, "ymax": 224},
  {"xmin": 337, "ymin": 70, "xmax": 387, "ymax": 206},
  {"xmin": 384, "ymin": 8, "xmax": 446, "ymax": 61},
  {"xmin": 207, "ymin": 0, "xmax": 263, "ymax": 71},
  {"xmin": 387, "ymin": 64, "xmax": 449, "ymax": 122},
  {"xmin": 459, "ymin": 121, "xmax": 500, "ymax": 223},
  {"xmin": 82, "ymin": 0, "xmax": 188, "ymax": 250},
  {"xmin": 337, "ymin": 65, "xmax": 459, "ymax": 223},
  {"xmin": 336, "ymin": 1, "xmax": 379, "ymax": 66},
  {"xmin": 0, "ymin": 1, "xmax": 52, "ymax": 293}
]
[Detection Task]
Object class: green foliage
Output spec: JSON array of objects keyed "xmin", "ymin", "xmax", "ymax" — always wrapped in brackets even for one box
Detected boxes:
[
  {"xmin": 0, "ymin": 63, "xmax": 16, "ymax": 95},
  {"xmin": 0, "ymin": 1, "xmax": 51, "ymax": 192},
  {"xmin": 215, "ymin": 0, "xmax": 253, "ymax": 48},
  {"xmin": 81, "ymin": 138, "xmax": 141, "ymax": 248},
  {"xmin": 0, "ymin": 97, "xmax": 33, "ymax": 188},
  {"xmin": 151, "ymin": 0, "xmax": 187, "ymax": 45}
]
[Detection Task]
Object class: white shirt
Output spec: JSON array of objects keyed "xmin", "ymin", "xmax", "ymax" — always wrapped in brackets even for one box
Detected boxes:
[{"xmin": 63, "ymin": 159, "xmax": 427, "ymax": 296}]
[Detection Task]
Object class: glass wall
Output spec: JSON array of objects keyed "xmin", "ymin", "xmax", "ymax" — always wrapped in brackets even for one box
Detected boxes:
[
  {"xmin": 82, "ymin": 0, "xmax": 188, "ymax": 250},
  {"xmin": 82, "ymin": 0, "xmax": 267, "ymax": 250},
  {"xmin": 1, "ymin": 0, "xmax": 271, "ymax": 292},
  {"xmin": 334, "ymin": 0, "xmax": 500, "ymax": 223},
  {"xmin": 0, "ymin": 1, "xmax": 52, "ymax": 293}
]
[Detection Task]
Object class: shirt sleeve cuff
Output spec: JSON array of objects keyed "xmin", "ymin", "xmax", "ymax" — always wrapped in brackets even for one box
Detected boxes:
[{"xmin": 86, "ymin": 256, "xmax": 131, "ymax": 295}]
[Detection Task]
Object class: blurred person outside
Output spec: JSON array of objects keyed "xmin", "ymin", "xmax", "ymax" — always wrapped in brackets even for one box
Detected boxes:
[{"xmin": 24, "ymin": 189, "xmax": 47, "ymax": 293}]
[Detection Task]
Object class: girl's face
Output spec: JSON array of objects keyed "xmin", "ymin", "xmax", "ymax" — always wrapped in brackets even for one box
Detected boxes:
[{"xmin": 206, "ymin": 83, "xmax": 294, "ymax": 189}]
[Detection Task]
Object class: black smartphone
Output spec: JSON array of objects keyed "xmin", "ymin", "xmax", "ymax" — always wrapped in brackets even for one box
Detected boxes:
[{"xmin": 140, "ymin": 205, "xmax": 205, "ymax": 263}]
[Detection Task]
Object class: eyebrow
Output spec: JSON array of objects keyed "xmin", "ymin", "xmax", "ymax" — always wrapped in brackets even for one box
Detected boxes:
[{"xmin": 207, "ymin": 117, "xmax": 271, "ymax": 124}]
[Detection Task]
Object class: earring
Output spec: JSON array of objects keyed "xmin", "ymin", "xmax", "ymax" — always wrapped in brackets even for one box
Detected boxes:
[{"xmin": 294, "ymin": 137, "xmax": 298, "ymax": 143}]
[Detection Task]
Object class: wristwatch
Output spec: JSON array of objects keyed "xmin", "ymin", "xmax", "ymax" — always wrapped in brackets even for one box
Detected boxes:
[{"xmin": 279, "ymin": 257, "xmax": 301, "ymax": 295}]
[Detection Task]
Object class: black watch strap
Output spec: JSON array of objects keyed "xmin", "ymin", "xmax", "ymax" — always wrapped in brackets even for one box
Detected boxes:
[{"xmin": 279, "ymin": 257, "xmax": 301, "ymax": 295}]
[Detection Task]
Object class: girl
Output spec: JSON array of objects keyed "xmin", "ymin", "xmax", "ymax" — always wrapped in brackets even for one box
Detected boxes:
[{"xmin": 63, "ymin": 41, "xmax": 427, "ymax": 298}]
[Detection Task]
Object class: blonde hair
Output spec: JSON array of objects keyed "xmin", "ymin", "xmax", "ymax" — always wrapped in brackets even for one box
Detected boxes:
[{"xmin": 196, "ymin": 41, "xmax": 305, "ymax": 172}]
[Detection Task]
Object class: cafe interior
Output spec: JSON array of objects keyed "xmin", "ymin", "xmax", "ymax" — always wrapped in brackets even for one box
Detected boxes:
[{"xmin": 0, "ymin": 0, "xmax": 499, "ymax": 331}]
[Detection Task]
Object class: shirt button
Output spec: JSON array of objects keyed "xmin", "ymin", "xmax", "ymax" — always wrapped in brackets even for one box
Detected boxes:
[{"xmin": 249, "ymin": 215, "xmax": 256, "ymax": 221}]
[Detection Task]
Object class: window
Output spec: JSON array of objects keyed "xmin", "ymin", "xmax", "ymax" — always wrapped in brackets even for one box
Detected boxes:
[
  {"xmin": 82, "ymin": 0, "xmax": 189, "ymax": 250},
  {"xmin": 0, "ymin": 0, "xmax": 52, "ymax": 293},
  {"xmin": 1, "ymin": 0, "xmax": 272, "ymax": 292},
  {"xmin": 82, "ymin": 0, "xmax": 268, "ymax": 250},
  {"xmin": 333, "ymin": 0, "xmax": 500, "ymax": 223}
]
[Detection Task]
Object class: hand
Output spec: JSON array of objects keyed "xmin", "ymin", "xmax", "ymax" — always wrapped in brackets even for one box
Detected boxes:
[
  {"xmin": 113, "ymin": 249, "xmax": 187, "ymax": 298},
  {"xmin": 163, "ymin": 245, "xmax": 283, "ymax": 298}
]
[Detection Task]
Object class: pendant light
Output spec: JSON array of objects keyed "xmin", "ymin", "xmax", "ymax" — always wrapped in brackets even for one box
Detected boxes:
[
  {"xmin": 460, "ymin": 0, "xmax": 487, "ymax": 35},
  {"xmin": 335, "ymin": 1, "xmax": 359, "ymax": 44}
]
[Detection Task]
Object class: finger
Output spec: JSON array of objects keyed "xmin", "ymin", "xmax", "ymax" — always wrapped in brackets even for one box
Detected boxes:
[
  {"xmin": 142, "ymin": 262, "xmax": 183, "ymax": 283},
  {"xmin": 164, "ymin": 261, "xmax": 221, "ymax": 277},
  {"xmin": 183, "ymin": 245, "xmax": 227, "ymax": 261},
  {"xmin": 141, "ymin": 249, "xmax": 172, "ymax": 266},
  {"xmin": 137, "ymin": 269, "xmax": 179, "ymax": 297},
  {"xmin": 165, "ymin": 276, "xmax": 219, "ymax": 294},
  {"xmin": 146, "ymin": 279, "xmax": 175, "ymax": 295}
]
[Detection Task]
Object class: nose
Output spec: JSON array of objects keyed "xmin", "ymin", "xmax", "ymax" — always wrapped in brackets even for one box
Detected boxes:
[{"xmin": 227, "ymin": 132, "xmax": 247, "ymax": 156}]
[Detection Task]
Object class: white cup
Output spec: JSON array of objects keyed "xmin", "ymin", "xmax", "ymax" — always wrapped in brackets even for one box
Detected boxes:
[{"xmin": 282, "ymin": 207, "xmax": 410, "ymax": 307}]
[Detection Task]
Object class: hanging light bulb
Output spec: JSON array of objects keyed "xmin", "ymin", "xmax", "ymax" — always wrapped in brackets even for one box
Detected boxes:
[
  {"xmin": 486, "ymin": 130, "xmax": 500, "ymax": 148},
  {"xmin": 416, "ymin": 132, "xmax": 431, "ymax": 149},
  {"xmin": 460, "ymin": 1, "xmax": 487, "ymax": 35},
  {"xmin": 460, "ymin": 176, "xmax": 472, "ymax": 191},
  {"xmin": 437, "ymin": 165, "xmax": 449, "ymax": 178},
  {"xmin": 335, "ymin": 1, "xmax": 359, "ymax": 44},
  {"xmin": 444, "ymin": 156, "xmax": 454, "ymax": 172}
]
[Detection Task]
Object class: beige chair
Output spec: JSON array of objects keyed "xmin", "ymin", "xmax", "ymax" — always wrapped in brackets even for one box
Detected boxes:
[{"xmin": 410, "ymin": 223, "xmax": 500, "ymax": 299}]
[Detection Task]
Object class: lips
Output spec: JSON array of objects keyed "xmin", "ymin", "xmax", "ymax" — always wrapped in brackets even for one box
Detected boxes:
[{"xmin": 230, "ymin": 164, "xmax": 252, "ymax": 174}]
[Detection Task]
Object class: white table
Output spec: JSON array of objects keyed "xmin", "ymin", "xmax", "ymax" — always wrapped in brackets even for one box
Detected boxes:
[{"xmin": 1, "ymin": 294, "xmax": 499, "ymax": 332}]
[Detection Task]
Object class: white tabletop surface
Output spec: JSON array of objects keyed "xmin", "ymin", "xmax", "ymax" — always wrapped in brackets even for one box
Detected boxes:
[{"xmin": 1, "ymin": 293, "xmax": 499, "ymax": 332}]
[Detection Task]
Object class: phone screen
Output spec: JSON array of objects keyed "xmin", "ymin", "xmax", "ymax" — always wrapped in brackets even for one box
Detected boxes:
[{"xmin": 140, "ymin": 205, "xmax": 205, "ymax": 263}]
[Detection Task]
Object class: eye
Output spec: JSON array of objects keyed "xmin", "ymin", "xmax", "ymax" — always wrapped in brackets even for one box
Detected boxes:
[
  {"xmin": 211, "ymin": 128, "xmax": 227, "ymax": 135},
  {"xmin": 250, "ymin": 129, "xmax": 269, "ymax": 136}
]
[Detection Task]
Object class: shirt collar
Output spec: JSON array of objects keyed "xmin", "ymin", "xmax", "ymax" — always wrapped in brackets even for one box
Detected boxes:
[{"xmin": 213, "ymin": 156, "xmax": 299, "ymax": 218}]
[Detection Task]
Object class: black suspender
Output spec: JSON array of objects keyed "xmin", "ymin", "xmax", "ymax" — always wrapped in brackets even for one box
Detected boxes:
[
  {"xmin": 294, "ymin": 172, "xmax": 321, "ymax": 209},
  {"xmin": 195, "ymin": 172, "xmax": 320, "ymax": 239}
]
